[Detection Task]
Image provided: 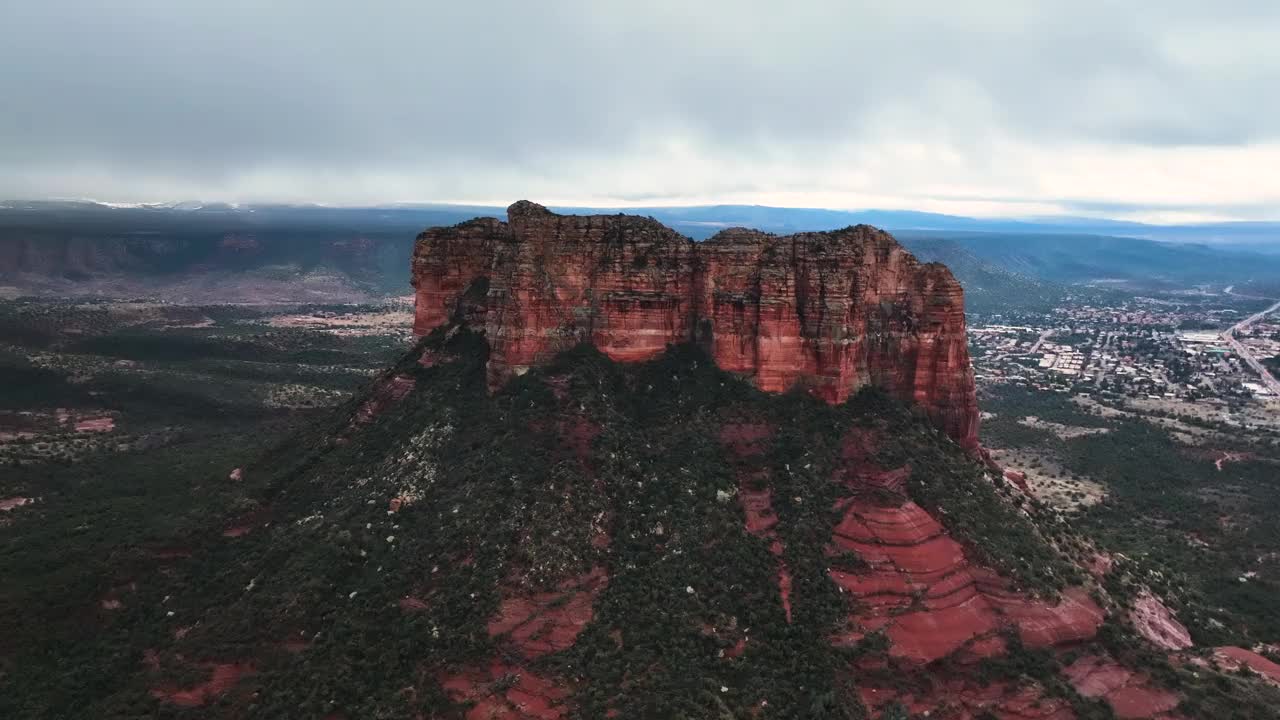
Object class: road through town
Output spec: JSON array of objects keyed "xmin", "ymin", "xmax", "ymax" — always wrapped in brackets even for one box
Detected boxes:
[{"xmin": 1221, "ymin": 298, "xmax": 1280, "ymax": 395}]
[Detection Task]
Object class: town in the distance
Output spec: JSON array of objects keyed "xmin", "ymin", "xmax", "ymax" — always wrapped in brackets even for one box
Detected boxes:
[{"xmin": 972, "ymin": 292, "xmax": 1280, "ymax": 402}]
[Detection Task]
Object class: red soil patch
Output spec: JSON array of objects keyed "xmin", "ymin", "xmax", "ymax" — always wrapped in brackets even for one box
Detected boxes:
[
  {"xmin": 836, "ymin": 462, "xmax": 912, "ymax": 495},
  {"xmin": 99, "ymin": 581, "xmax": 138, "ymax": 611},
  {"xmin": 699, "ymin": 620, "xmax": 750, "ymax": 660},
  {"xmin": 719, "ymin": 423, "xmax": 793, "ymax": 622},
  {"xmin": 342, "ymin": 374, "xmax": 416, "ymax": 437},
  {"xmin": 775, "ymin": 550, "xmax": 793, "ymax": 623},
  {"xmin": 1064, "ymin": 654, "xmax": 1182, "ymax": 719},
  {"xmin": 828, "ymin": 499, "xmax": 1103, "ymax": 665},
  {"xmin": 74, "ymin": 416, "xmax": 115, "ymax": 433},
  {"xmin": 281, "ymin": 636, "xmax": 311, "ymax": 654},
  {"xmin": 724, "ymin": 637, "xmax": 748, "ymax": 659},
  {"xmin": 1213, "ymin": 450, "xmax": 1253, "ymax": 471},
  {"xmin": 718, "ymin": 423, "xmax": 773, "ymax": 458},
  {"xmin": 1213, "ymin": 646, "xmax": 1280, "ymax": 685},
  {"xmin": 559, "ymin": 417, "xmax": 600, "ymax": 470},
  {"xmin": 543, "ymin": 375, "xmax": 571, "ymax": 403},
  {"xmin": 151, "ymin": 662, "xmax": 255, "ymax": 708},
  {"xmin": 1003, "ymin": 469, "xmax": 1031, "ymax": 493},
  {"xmin": 150, "ymin": 546, "xmax": 194, "ymax": 561},
  {"xmin": 54, "ymin": 408, "xmax": 117, "ymax": 433},
  {"xmin": 1087, "ymin": 553, "xmax": 1114, "ymax": 579},
  {"xmin": 439, "ymin": 661, "xmax": 570, "ymax": 720},
  {"xmin": 399, "ymin": 596, "xmax": 430, "ymax": 613},
  {"xmin": 1184, "ymin": 447, "xmax": 1256, "ymax": 471},
  {"xmin": 0, "ymin": 431, "xmax": 38, "ymax": 441},
  {"xmin": 833, "ymin": 427, "xmax": 911, "ymax": 493},
  {"xmin": 222, "ymin": 507, "xmax": 267, "ymax": 538},
  {"xmin": 525, "ymin": 415, "xmax": 600, "ymax": 474},
  {"xmin": 739, "ymin": 486, "xmax": 779, "ymax": 535},
  {"xmin": 0, "ymin": 496, "xmax": 34, "ymax": 512},
  {"xmin": 995, "ymin": 586, "xmax": 1105, "ymax": 648},
  {"xmin": 859, "ymin": 677, "xmax": 1074, "ymax": 719},
  {"xmin": 839, "ymin": 426, "xmax": 882, "ymax": 464},
  {"xmin": 489, "ymin": 567, "xmax": 609, "ymax": 659}
]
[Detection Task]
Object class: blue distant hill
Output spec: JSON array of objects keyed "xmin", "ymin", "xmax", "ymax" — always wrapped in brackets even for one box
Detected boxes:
[{"xmin": 3, "ymin": 199, "xmax": 1279, "ymax": 299}]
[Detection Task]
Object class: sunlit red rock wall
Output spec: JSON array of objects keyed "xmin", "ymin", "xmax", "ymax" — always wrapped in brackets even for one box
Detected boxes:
[{"xmin": 412, "ymin": 201, "xmax": 979, "ymax": 449}]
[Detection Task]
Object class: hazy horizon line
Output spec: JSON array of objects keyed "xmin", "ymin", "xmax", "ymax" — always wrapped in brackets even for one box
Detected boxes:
[{"xmin": 7, "ymin": 195, "xmax": 1280, "ymax": 228}]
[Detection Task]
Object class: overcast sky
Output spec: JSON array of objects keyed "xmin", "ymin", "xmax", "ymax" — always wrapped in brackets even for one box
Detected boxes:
[{"xmin": 3, "ymin": 1, "xmax": 1280, "ymax": 221}]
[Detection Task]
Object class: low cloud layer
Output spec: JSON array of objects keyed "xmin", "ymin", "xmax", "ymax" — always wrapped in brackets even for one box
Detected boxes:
[{"xmin": 4, "ymin": 1, "xmax": 1280, "ymax": 220}]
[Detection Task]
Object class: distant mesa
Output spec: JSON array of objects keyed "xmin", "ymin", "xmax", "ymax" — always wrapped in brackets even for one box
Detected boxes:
[{"xmin": 411, "ymin": 201, "xmax": 980, "ymax": 450}]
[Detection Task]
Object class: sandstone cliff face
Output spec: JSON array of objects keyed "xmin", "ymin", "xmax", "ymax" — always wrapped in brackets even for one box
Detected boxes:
[{"xmin": 412, "ymin": 201, "xmax": 979, "ymax": 449}]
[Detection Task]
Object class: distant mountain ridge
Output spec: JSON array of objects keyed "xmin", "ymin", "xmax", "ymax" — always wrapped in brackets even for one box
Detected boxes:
[
  {"xmin": 5, "ymin": 198, "xmax": 1280, "ymax": 246},
  {"xmin": 2, "ymin": 200, "xmax": 1279, "ymax": 303},
  {"xmin": 894, "ymin": 236, "xmax": 1075, "ymax": 314},
  {"xmin": 895, "ymin": 230, "xmax": 1280, "ymax": 287}
]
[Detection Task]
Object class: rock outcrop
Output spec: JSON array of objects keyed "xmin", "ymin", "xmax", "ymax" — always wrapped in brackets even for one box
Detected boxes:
[
  {"xmin": 412, "ymin": 202, "xmax": 980, "ymax": 449},
  {"xmin": 1130, "ymin": 590, "xmax": 1193, "ymax": 652},
  {"xmin": 1212, "ymin": 647, "xmax": 1280, "ymax": 686},
  {"xmin": 828, "ymin": 498, "xmax": 1104, "ymax": 665}
]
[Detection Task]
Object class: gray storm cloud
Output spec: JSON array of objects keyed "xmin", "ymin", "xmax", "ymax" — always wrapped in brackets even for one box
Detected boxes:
[{"xmin": 3, "ymin": 0, "xmax": 1280, "ymax": 219}]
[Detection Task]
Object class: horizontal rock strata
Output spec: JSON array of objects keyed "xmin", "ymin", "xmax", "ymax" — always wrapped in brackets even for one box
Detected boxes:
[{"xmin": 412, "ymin": 201, "xmax": 979, "ymax": 449}]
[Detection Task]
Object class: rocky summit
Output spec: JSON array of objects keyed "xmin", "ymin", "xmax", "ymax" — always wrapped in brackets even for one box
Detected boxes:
[{"xmin": 411, "ymin": 201, "xmax": 979, "ymax": 452}]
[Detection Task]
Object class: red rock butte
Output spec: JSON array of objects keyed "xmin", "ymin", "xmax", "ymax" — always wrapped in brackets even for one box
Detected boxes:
[{"xmin": 411, "ymin": 201, "xmax": 980, "ymax": 450}]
